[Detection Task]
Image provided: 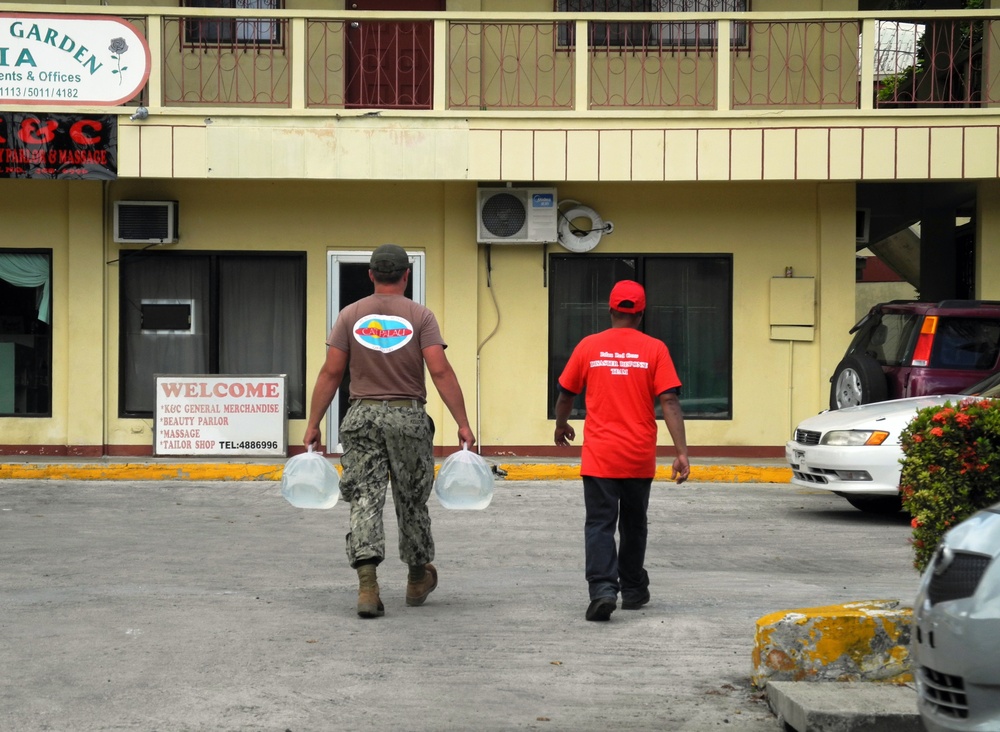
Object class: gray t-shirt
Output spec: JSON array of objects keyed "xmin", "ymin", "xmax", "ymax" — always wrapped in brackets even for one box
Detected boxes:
[{"xmin": 327, "ymin": 293, "xmax": 445, "ymax": 402}]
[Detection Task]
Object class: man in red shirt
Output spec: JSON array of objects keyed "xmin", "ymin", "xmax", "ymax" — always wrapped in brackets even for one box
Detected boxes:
[{"xmin": 554, "ymin": 280, "xmax": 690, "ymax": 621}]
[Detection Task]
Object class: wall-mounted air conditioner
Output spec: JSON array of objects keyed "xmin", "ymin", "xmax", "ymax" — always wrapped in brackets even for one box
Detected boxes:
[
  {"xmin": 477, "ymin": 187, "xmax": 558, "ymax": 244},
  {"xmin": 114, "ymin": 201, "xmax": 179, "ymax": 245}
]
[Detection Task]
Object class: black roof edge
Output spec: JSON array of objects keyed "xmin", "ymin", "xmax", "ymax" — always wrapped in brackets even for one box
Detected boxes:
[{"xmin": 935, "ymin": 300, "xmax": 1000, "ymax": 309}]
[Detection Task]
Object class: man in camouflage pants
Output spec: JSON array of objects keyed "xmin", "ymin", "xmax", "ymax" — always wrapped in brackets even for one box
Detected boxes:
[{"xmin": 304, "ymin": 244, "xmax": 476, "ymax": 618}]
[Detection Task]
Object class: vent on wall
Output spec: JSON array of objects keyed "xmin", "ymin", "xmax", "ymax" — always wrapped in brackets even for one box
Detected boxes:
[
  {"xmin": 477, "ymin": 187, "xmax": 558, "ymax": 244},
  {"xmin": 114, "ymin": 201, "xmax": 179, "ymax": 244}
]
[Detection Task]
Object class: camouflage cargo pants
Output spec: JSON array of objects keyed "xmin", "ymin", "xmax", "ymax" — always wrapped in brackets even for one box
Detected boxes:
[{"xmin": 339, "ymin": 401, "xmax": 436, "ymax": 569}]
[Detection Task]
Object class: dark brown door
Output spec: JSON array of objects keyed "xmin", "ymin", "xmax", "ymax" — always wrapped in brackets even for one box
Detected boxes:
[{"xmin": 345, "ymin": 0, "xmax": 445, "ymax": 109}]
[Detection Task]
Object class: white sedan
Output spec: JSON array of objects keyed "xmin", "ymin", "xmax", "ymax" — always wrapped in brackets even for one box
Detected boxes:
[
  {"xmin": 914, "ymin": 501, "xmax": 1000, "ymax": 731},
  {"xmin": 786, "ymin": 394, "xmax": 966, "ymax": 514}
]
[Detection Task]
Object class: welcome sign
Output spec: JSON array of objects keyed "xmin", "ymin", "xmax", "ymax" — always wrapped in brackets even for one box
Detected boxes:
[
  {"xmin": 0, "ymin": 13, "xmax": 150, "ymax": 106},
  {"xmin": 154, "ymin": 375, "xmax": 288, "ymax": 458}
]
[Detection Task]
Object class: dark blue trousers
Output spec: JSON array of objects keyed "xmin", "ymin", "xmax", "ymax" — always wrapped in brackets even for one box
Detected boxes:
[{"xmin": 582, "ymin": 476, "xmax": 652, "ymax": 603}]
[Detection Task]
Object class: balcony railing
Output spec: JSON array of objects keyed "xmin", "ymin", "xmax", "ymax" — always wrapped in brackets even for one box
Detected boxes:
[{"xmin": 66, "ymin": 8, "xmax": 1000, "ymax": 114}]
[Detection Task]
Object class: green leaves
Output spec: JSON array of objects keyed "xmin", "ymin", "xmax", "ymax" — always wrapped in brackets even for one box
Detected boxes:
[{"xmin": 900, "ymin": 398, "xmax": 1000, "ymax": 571}]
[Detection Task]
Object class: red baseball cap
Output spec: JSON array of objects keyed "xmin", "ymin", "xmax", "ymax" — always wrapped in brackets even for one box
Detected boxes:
[{"xmin": 609, "ymin": 280, "xmax": 646, "ymax": 313}]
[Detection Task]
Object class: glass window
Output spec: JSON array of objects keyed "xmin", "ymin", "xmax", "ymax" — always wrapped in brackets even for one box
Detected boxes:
[
  {"xmin": 0, "ymin": 251, "xmax": 51, "ymax": 417},
  {"xmin": 559, "ymin": 0, "xmax": 651, "ymax": 48},
  {"xmin": 655, "ymin": 0, "xmax": 748, "ymax": 47},
  {"xmin": 853, "ymin": 312, "xmax": 919, "ymax": 367},
  {"xmin": 548, "ymin": 254, "xmax": 732, "ymax": 419},
  {"xmin": 556, "ymin": 0, "xmax": 748, "ymax": 48},
  {"xmin": 120, "ymin": 252, "xmax": 305, "ymax": 418},
  {"xmin": 931, "ymin": 318, "xmax": 1000, "ymax": 370},
  {"xmin": 184, "ymin": 0, "xmax": 284, "ymax": 46}
]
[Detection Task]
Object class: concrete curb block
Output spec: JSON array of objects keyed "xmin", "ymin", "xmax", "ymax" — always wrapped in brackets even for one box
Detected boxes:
[
  {"xmin": 753, "ymin": 600, "xmax": 912, "ymax": 687},
  {"xmin": 0, "ymin": 462, "xmax": 793, "ymax": 483},
  {"xmin": 767, "ymin": 681, "xmax": 922, "ymax": 732}
]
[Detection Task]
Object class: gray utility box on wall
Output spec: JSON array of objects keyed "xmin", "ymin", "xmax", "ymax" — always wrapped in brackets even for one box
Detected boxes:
[{"xmin": 770, "ymin": 277, "xmax": 816, "ymax": 341}]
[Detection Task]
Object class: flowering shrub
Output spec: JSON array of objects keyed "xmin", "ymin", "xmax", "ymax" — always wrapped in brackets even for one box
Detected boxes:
[{"xmin": 899, "ymin": 397, "xmax": 1000, "ymax": 572}]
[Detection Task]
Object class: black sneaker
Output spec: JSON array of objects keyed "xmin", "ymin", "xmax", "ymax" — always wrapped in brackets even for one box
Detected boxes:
[
  {"xmin": 621, "ymin": 590, "xmax": 650, "ymax": 610},
  {"xmin": 585, "ymin": 597, "xmax": 617, "ymax": 621}
]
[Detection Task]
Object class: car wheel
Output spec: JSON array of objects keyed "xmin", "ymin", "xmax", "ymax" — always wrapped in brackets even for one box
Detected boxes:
[
  {"xmin": 844, "ymin": 494, "xmax": 903, "ymax": 514},
  {"xmin": 829, "ymin": 354, "xmax": 888, "ymax": 409}
]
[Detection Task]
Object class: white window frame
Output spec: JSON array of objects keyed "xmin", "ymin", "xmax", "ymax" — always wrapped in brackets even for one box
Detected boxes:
[{"xmin": 325, "ymin": 250, "xmax": 425, "ymax": 451}]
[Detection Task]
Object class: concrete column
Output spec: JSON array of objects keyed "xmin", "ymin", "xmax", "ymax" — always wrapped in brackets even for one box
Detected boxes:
[
  {"xmin": 440, "ymin": 182, "xmax": 479, "ymax": 450},
  {"xmin": 919, "ymin": 206, "xmax": 957, "ymax": 302},
  {"xmin": 815, "ymin": 183, "xmax": 857, "ymax": 413},
  {"xmin": 574, "ymin": 20, "xmax": 589, "ymax": 114},
  {"xmin": 66, "ymin": 183, "xmax": 106, "ymax": 456},
  {"xmin": 290, "ymin": 18, "xmax": 306, "ymax": 110},
  {"xmin": 716, "ymin": 21, "xmax": 731, "ymax": 112},
  {"xmin": 977, "ymin": 181, "xmax": 1000, "ymax": 300}
]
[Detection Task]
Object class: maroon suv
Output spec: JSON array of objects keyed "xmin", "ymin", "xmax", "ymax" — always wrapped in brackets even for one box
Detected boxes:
[{"xmin": 830, "ymin": 300, "xmax": 1000, "ymax": 410}]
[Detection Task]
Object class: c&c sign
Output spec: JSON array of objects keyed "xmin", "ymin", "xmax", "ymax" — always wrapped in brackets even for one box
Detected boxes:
[{"xmin": 0, "ymin": 113, "xmax": 116, "ymax": 179}]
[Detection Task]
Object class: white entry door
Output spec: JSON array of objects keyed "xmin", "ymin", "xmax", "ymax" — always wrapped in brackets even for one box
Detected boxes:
[{"xmin": 325, "ymin": 250, "xmax": 425, "ymax": 451}]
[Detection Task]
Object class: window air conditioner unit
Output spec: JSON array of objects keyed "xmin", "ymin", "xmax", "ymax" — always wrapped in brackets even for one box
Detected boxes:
[
  {"xmin": 114, "ymin": 201, "xmax": 179, "ymax": 245},
  {"xmin": 477, "ymin": 187, "xmax": 558, "ymax": 244}
]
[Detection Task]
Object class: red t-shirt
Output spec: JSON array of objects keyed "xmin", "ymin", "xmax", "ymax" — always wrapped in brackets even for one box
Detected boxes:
[{"xmin": 558, "ymin": 327, "xmax": 681, "ymax": 479}]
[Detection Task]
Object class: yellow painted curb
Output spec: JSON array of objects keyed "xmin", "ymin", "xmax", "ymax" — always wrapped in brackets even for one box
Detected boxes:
[
  {"xmin": 683, "ymin": 464, "xmax": 791, "ymax": 483},
  {"xmin": 753, "ymin": 600, "xmax": 913, "ymax": 687},
  {"xmin": 0, "ymin": 461, "xmax": 791, "ymax": 483},
  {"xmin": 0, "ymin": 463, "xmax": 283, "ymax": 482},
  {"xmin": 499, "ymin": 463, "xmax": 791, "ymax": 483}
]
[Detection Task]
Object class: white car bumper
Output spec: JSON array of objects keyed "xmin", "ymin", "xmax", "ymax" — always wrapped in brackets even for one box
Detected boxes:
[
  {"xmin": 915, "ymin": 567, "xmax": 1000, "ymax": 731},
  {"xmin": 785, "ymin": 440, "xmax": 902, "ymax": 496}
]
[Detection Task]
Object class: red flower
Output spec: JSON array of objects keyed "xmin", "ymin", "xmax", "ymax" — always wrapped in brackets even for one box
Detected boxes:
[
  {"xmin": 930, "ymin": 427, "xmax": 945, "ymax": 437},
  {"xmin": 933, "ymin": 408, "xmax": 954, "ymax": 423},
  {"xmin": 955, "ymin": 413, "xmax": 972, "ymax": 427}
]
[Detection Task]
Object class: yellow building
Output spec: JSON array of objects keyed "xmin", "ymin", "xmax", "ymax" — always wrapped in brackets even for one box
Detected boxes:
[{"xmin": 1, "ymin": 0, "xmax": 998, "ymax": 459}]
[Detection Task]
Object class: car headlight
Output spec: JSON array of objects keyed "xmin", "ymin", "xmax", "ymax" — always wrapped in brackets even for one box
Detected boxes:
[{"xmin": 820, "ymin": 430, "xmax": 890, "ymax": 446}]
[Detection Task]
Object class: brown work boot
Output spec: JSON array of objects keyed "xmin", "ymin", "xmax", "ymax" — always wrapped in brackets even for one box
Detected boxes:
[
  {"xmin": 356, "ymin": 564, "xmax": 384, "ymax": 618},
  {"xmin": 405, "ymin": 563, "xmax": 438, "ymax": 607}
]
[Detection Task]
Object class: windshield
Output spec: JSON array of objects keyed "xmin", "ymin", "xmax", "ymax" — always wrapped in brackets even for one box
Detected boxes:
[{"xmin": 961, "ymin": 370, "xmax": 1000, "ymax": 397}]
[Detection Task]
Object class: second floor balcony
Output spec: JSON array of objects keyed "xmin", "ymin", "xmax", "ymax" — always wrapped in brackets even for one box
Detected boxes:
[{"xmin": 31, "ymin": 6, "xmax": 1000, "ymax": 118}]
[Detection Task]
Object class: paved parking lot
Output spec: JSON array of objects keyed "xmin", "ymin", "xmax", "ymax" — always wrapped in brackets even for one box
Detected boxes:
[{"xmin": 1, "ymin": 478, "xmax": 919, "ymax": 731}]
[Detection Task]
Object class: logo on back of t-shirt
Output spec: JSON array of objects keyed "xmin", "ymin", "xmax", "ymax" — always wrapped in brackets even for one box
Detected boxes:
[
  {"xmin": 352, "ymin": 314, "xmax": 414, "ymax": 353},
  {"xmin": 590, "ymin": 350, "xmax": 649, "ymax": 375}
]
